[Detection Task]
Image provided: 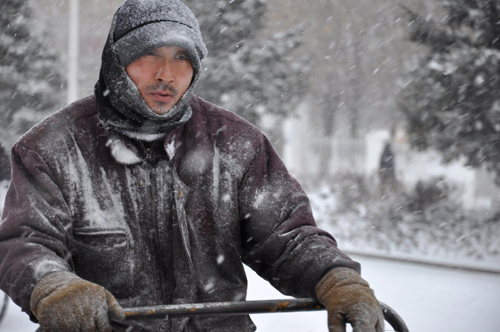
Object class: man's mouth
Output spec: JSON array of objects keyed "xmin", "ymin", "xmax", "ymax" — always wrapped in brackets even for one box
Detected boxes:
[{"xmin": 150, "ymin": 91, "xmax": 173, "ymax": 104}]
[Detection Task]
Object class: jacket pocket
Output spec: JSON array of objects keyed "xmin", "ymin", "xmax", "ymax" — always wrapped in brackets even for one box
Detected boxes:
[
  {"xmin": 193, "ymin": 315, "xmax": 256, "ymax": 332},
  {"xmin": 72, "ymin": 228, "xmax": 134, "ymax": 297},
  {"xmin": 73, "ymin": 228, "xmax": 129, "ymax": 247}
]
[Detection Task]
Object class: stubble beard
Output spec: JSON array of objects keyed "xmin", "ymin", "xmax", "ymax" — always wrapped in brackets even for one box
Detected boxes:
[{"xmin": 146, "ymin": 82, "xmax": 179, "ymax": 115}]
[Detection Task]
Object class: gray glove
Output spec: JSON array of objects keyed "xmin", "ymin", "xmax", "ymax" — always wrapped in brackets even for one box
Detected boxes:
[
  {"xmin": 30, "ymin": 271, "xmax": 125, "ymax": 332},
  {"xmin": 316, "ymin": 267, "xmax": 384, "ymax": 332}
]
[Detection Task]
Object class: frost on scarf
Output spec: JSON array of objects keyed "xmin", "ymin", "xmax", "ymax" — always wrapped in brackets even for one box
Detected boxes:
[{"xmin": 106, "ymin": 138, "xmax": 142, "ymax": 165}]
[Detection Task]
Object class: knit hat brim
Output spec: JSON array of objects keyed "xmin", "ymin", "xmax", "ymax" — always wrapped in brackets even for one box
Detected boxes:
[{"xmin": 113, "ymin": 21, "xmax": 208, "ymax": 69}]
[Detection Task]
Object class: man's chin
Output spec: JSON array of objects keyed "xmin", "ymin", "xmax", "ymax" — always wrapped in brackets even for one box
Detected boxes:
[
  {"xmin": 150, "ymin": 102, "xmax": 173, "ymax": 115},
  {"xmin": 152, "ymin": 108, "xmax": 172, "ymax": 115}
]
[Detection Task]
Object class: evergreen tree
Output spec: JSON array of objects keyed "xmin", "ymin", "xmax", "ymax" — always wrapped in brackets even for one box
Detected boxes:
[
  {"xmin": 0, "ymin": 0, "xmax": 64, "ymax": 149},
  {"xmin": 0, "ymin": 143, "xmax": 9, "ymax": 181},
  {"xmin": 184, "ymin": 0, "xmax": 309, "ymax": 125},
  {"xmin": 399, "ymin": 0, "xmax": 500, "ymax": 183}
]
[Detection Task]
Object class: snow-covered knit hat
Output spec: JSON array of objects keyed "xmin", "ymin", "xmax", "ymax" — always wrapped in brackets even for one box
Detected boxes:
[
  {"xmin": 95, "ymin": 0, "xmax": 208, "ymax": 141},
  {"xmin": 113, "ymin": 0, "xmax": 208, "ymax": 70}
]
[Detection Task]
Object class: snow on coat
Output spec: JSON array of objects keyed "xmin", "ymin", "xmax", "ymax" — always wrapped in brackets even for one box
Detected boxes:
[{"xmin": 0, "ymin": 95, "xmax": 360, "ymax": 331}]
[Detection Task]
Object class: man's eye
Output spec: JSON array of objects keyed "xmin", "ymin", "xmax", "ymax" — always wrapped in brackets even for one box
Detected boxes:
[
  {"xmin": 147, "ymin": 51, "xmax": 158, "ymax": 57},
  {"xmin": 177, "ymin": 54, "xmax": 189, "ymax": 60}
]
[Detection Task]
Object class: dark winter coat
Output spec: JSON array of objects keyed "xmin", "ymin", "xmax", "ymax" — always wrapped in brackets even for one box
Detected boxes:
[{"xmin": 0, "ymin": 95, "xmax": 360, "ymax": 331}]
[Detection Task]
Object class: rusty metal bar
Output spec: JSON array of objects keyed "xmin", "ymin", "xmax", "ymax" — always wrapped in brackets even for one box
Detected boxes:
[
  {"xmin": 124, "ymin": 298, "xmax": 323, "ymax": 320},
  {"xmin": 123, "ymin": 298, "xmax": 409, "ymax": 332}
]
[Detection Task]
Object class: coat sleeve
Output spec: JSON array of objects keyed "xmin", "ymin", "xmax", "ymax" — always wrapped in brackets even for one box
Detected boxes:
[
  {"xmin": 0, "ymin": 143, "xmax": 73, "ymax": 321},
  {"xmin": 239, "ymin": 133, "xmax": 360, "ymax": 299}
]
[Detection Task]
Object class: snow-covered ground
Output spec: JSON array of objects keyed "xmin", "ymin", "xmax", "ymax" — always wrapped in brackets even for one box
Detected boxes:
[
  {"xmin": 2, "ymin": 254, "xmax": 499, "ymax": 331},
  {"xmin": 247, "ymin": 255, "xmax": 500, "ymax": 332},
  {"xmin": 308, "ymin": 187, "xmax": 500, "ymax": 273}
]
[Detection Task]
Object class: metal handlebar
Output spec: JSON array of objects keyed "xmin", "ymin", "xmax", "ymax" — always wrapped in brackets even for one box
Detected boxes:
[{"xmin": 123, "ymin": 298, "xmax": 409, "ymax": 332}]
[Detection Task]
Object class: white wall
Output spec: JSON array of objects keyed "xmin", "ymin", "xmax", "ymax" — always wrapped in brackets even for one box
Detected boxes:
[{"xmin": 282, "ymin": 114, "xmax": 500, "ymax": 210}]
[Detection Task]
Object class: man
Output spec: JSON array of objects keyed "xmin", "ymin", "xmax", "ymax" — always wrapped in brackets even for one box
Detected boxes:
[{"xmin": 0, "ymin": 0, "xmax": 384, "ymax": 331}]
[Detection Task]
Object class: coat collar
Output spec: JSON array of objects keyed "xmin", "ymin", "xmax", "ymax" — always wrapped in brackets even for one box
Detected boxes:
[{"xmin": 107, "ymin": 124, "xmax": 185, "ymax": 165}]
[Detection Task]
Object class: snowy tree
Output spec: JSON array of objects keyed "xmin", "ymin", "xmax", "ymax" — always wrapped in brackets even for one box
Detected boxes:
[
  {"xmin": 399, "ymin": 0, "xmax": 500, "ymax": 183},
  {"xmin": 0, "ymin": 143, "xmax": 9, "ymax": 181},
  {"xmin": 184, "ymin": 0, "xmax": 309, "ymax": 126},
  {"xmin": 0, "ymin": 0, "xmax": 64, "ymax": 149}
]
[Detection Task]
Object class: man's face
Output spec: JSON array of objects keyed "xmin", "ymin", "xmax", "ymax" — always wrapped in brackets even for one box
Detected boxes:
[{"xmin": 126, "ymin": 46, "xmax": 194, "ymax": 115}]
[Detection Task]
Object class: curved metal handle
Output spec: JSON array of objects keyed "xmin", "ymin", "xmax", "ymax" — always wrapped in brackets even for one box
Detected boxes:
[
  {"xmin": 380, "ymin": 301, "xmax": 409, "ymax": 332},
  {"xmin": 124, "ymin": 298, "xmax": 409, "ymax": 331}
]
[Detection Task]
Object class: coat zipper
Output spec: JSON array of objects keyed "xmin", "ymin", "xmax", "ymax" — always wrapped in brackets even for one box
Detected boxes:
[{"xmin": 147, "ymin": 155, "xmax": 168, "ymax": 303}]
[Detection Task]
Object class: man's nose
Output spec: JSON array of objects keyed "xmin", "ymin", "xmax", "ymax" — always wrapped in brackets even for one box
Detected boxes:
[{"xmin": 155, "ymin": 60, "xmax": 174, "ymax": 83}]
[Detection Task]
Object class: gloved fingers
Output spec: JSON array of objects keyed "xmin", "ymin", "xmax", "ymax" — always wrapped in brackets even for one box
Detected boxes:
[
  {"xmin": 92, "ymin": 290, "xmax": 118, "ymax": 332},
  {"xmin": 350, "ymin": 311, "xmax": 384, "ymax": 332},
  {"xmin": 95, "ymin": 312, "xmax": 114, "ymax": 332},
  {"xmin": 351, "ymin": 319, "xmax": 377, "ymax": 332},
  {"xmin": 39, "ymin": 309, "xmax": 80, "ymax": 332},
  {"xmin": 369, "ymin": 305, "xmax": 385, "ymax": 332},
  {"xmin": 375, "ymin": 317, "xmax": 385, "ymax": 332},
  {"xmin": 349, "ymin": 306, "xmax": 384, "ymax": 332},
  {"xmin": 327, "ymin": 313, "xmax": 347, "ymax": 332},
  {"xmin": 80, "ymin": 315, "xmax": 98, "ymax": 332},
  {"xmin": 105, "ymin": 290, "xmax": 126, "ymax": 322}
]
